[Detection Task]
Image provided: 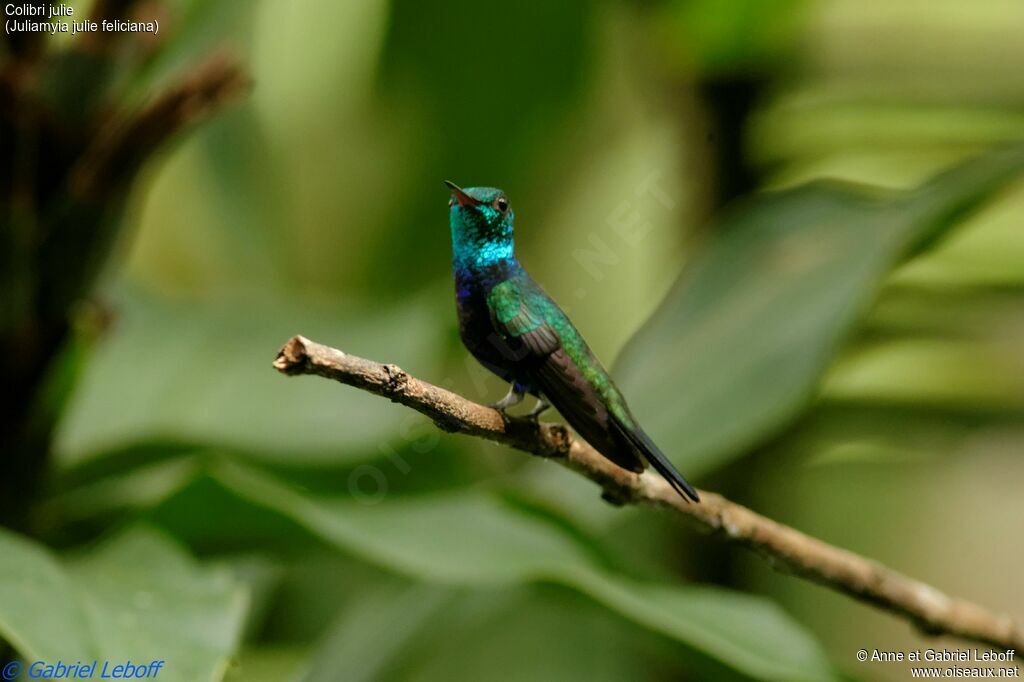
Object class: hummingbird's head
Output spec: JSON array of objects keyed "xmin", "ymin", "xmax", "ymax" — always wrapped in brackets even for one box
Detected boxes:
[{"xmin": 445, "ymin": 181, "xmax": 515, "ymax": 269}]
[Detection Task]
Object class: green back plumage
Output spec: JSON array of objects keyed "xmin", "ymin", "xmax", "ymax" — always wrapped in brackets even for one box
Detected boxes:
[{"xmin": 486, "ymin": 277, "xmax": 635, "ymax": 428}]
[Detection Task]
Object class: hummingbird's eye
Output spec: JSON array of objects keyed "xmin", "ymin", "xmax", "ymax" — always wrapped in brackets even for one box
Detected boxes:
[{"xmin": 496, "ymin": 197, "xmax": 509, "ymax": 213}]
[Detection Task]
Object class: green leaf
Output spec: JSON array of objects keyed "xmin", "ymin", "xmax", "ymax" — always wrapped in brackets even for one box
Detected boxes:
[
  {"xmin": 166, "ymin": 461, "xmax": 837, "ymax": 681},
  {"xmin": 55, "ymin": 286, "xmax": 448, "ymax": 471},
  {"xmin": 223, "ymin": 647, "xmax": 308, "ymax": 682},
  {"xmin": 0, "ymin": 526, "xmax": 247, "ymax": 682},
  {"xmin": 0, "ymin": 531, "xmax": 92, "ymax": 662},
  {"xmin": 374, "ymin": 587, "xmax": 655, "ymax": 682},
  {"xmin": 571, "ymin": 576, "xmax": 833, "ymax": 682},
  {"xmin": 616, "ymin": 145, "xmax": 1024, "ymax": 476},
  {"xmin": 655, "ymin": 0, "xmax": 808, "ymax": 74},
  {"xmin": 301, "ymin": 582, "xmax": 453, "ymax": 682}
]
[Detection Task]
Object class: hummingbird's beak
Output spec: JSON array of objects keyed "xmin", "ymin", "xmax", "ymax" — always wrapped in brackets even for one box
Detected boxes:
[{"xmin": 444, "ymin": 180, "xmax": 478, "ymax": 208}]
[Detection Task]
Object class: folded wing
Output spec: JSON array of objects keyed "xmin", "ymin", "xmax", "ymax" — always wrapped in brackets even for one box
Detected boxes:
[{"xmin": 487, "ymin": 280, "xmax": 644, "ymax": 473}]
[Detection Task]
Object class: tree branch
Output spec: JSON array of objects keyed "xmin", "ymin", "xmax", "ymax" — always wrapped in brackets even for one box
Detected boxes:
[
  {"xmin": 273, "ymin": 334, "xmax": 1024, "ymax": 654},
  {"xmin": 69, "ymin": 51, "xmax": 249, "ymax": 200}
]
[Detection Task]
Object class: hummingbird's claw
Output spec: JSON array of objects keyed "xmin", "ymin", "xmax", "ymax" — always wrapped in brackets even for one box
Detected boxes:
[
  {"xmin": 526, "ymin": 397, "xmax": 551, "ymax": 420},
  {"xmin": 498, "ymin": 398, "xmax": 551, "ymax": 427},
  {"xmin": 489, "ymin": 383, "xmax": 525, "ymax": 413}
]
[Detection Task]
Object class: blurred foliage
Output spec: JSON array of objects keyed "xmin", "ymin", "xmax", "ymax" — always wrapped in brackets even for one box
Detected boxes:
[
  {"xmin": 159, "ymin": 461, "xmax": 836, "ymax": 679},
  {"xmin": 617, "ymin": 147, "xmax": 1024, "ymax": 476},
  {"xmin": 3, "ymin": 0, "xmax": 1024, "ymax": 681},
  {"xmin": 56, "ymin": 287, "xmax": 448, "ymax": 466},
  {"xmin": 653, "ymin": 0, "xmax": 809, "ymax": 73},
  {"xmin": 0, "ymin": 526, "xmax": 246, "ymax": 681}
]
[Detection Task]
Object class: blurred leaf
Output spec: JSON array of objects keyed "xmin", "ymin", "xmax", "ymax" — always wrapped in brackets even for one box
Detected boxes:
[
  {"xmin": 192, "ymin": 108, "xmax": 290, "ymax": 291},
  {"xmin": 751, "ymin": 102, "xmax": 1024, "ymax": 170},
  {"xmin": 0, "ymin": 526, "xmax": 246, "ymax": 682},
  {"xmin": 616, "ymin": 145, "xmax": 1024, "ymax": 477},
  {"xmin": 241, "ymin": 554, "xmax": 396, "ymax": 647},
  {"xmin": 44, "ymin": 452, "xmax": 203, "ymax": 532},
  {"xmin": 655, "ymin": 0, "xmax": 808, "ymax": 73},
  {"xmin": 223, "ymin": 646, "xmax": 308, "ymax": 682},
  {"xmin": 301, "ymin": 582, "xmax": 452, "ymax": 682},
  {"xmin": 55, "ymin": 286, "xmax": 448, "ymax": 471},
  {"xmin": 160, "ymin": 461, "xmax": 838, "ymax": 681},
  {"xmin": 770, "ymin": 400, "xmax": 1024, "ymax": 471},
  {"xmin": 802, "ymin": 0, "xmax": 1024, "ymax": 104},
  {"xmin": 823, "ymin": 338, "xmax": 1024, "ymax": 411},
  {"xmin": 386, "ymin": 587, "xmax": 655, "ymax": 682},
  {"xmin": 67, "ymin": 528, "xmax": 248, "ymax": 680},
  {"xmin": 0, "ymin": 530, "xmax": 91, "ymax": 662},
  {"xmin": 290, "ymin": 581, "xmax": 668, "ymax": 682}
]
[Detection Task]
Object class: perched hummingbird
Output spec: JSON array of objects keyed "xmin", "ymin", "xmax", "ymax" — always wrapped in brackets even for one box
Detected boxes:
[{"xmin": 445, "ymin": 181, "xmax": 699, "ymax": 503}]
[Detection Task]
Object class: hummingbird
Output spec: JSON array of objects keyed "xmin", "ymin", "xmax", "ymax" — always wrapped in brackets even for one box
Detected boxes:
[{"xmin": 445, "ymin": 181, "xmax": 699, "ymax": 503}]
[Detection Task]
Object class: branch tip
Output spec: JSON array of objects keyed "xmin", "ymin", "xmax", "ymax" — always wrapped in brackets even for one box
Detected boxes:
[{"xmin": 273, "ymin": 335, "xmax": 311, "ymax": 375}]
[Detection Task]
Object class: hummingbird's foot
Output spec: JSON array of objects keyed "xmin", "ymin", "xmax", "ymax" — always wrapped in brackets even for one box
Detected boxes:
[
  {"xmin": 525, "ymin": 397, "xmax": 551, "ymax": 421},
  {"xmin": 498, "ymin": 396, "xmax": 550, "ymax": 427},
  {"xmin": 489, "ymin": 383, "xmax": 525, "ymax": 414}
]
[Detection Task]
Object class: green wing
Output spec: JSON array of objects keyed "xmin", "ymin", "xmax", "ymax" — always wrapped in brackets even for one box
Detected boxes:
[
  {"xmin": 486, "ymin": 279, "xmax": 644, "ymax": 473},
  {"xmin": 485, "ymin": 279, "xmax": 698, "ymax": 500},
  {"xmin": 486, "ymin": 280, "xmax": 560, "ymax": 357}
]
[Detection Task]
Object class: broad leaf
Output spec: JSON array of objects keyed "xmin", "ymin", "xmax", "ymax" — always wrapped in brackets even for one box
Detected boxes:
[
  {"xmin": 160, "ymin": 462, "xmax": 838, "ymax": 681},
  {"xmin": 0, "ymin": 527, "xmax": 246, "ymax": 682},
  {"xmin": 616, "ymin": 145, "xmax": 1024, "ymax": 476},
  {"xmin": 224, "ymin": 647, "xmax": 308, "ymax": 682},
  {"xmin": 55, "ymin": 287, "xmax": 448, "ymax": 470},
  {"xmin": 0, "ymin": 532, "xmax": 91, "ymax": 663},
  {"xmin": 300, "ymin": 582, "xmax": 453, "ymax": 682},
  {"xmin": 360, "ymin": 587, "xmax": 662, "ymax": 682}
]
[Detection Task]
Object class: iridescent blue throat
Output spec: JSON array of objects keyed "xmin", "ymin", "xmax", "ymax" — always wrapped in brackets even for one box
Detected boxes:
[
  {"xmin": 449, "ymin": 205, "xmax": 515, "ymax": 271},
  {"xmin": 452, "ymin": 236, "xmax": 514, "ymax": 269}
]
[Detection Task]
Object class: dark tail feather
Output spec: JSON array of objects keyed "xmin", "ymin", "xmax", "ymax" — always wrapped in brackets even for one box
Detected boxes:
[{"xmin": 614, "ymin": 421, "xmax": 700, "ymax": 503}]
